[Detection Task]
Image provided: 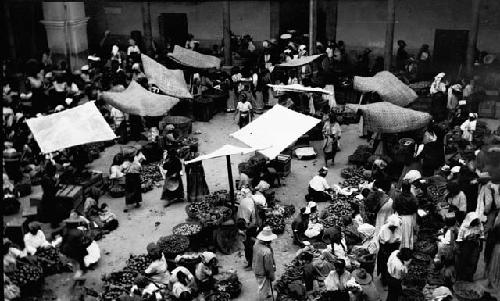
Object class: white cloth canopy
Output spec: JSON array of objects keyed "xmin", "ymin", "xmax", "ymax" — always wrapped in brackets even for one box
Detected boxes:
[
  {"xmin": 141, "ymin": 54, "xmax": 192, "ymax": 99},
  {"xmin": 231, "ymin": 105, "xmax": 321, "ymax": 159},
  {"xmin": 168, "ymin": 45, "xmax": 221, "ymax": 69},
  {"xmin": 101, "ymin": 81, "xmax": 180, "ymax": 116},
  {"xmin": 185, "ymin": 144, "xmax": 258, "ymax": 164},
  {"xmin": 267, "ymin": 84, "xmax": 334, "ymax": 95},
  {"xmin": 277, "ymin": 54, "xmax": 323, "ymax": 67},
  {"xmin": 26, "ymin": 102, "xmax": 116, "ymax": 153}
]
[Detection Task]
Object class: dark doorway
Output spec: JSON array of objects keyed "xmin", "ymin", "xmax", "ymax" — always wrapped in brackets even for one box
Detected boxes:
[
  {"xmin": 279, "ymin": 0, "xmax": 308, "ymax": 35},
  {"xmin": 433, "ymin": 29, "xmax": 469, "ymax": 78},
  {"xmin": 159, "ymin": 13, "xmax": 188, "ymax": 49}
]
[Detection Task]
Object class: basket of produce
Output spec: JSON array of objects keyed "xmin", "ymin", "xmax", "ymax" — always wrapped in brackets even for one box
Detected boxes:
[
  {"xmin": 140, "ymin": 179, "xmax": 153, "ymax": 192},
  {"xmin": 185, "ymin": 201, "xmax": 213, "ymax": 220},
  {"xmin": 157, "ymin": 235, "xmax": 190, "ymax": 259},
  {"xmin": 215, "ymin": 206, "xmax": 233, "ymax": 222},
  {"xmin": 7, "ymin": 259, "xmax": 44, "ymax": 294},
  {"xmin": 173, "ymin": 222, "xmax": 202, "ymax": 237},
  {"xmin": 35, "ymin": 247, "xmax": 71, "ymax": 276},
  {"xmin": 283, "ymin": 205, "xmax": 296, "ymax": 218},
  {"xmin": 267, "ymin": 214, "xmax": 286, "ymax": 234},
  {"xmin": 414, "ymin": 240, "xmax": 438, "ymax": 256},
  {"xmin": 402, "ymin": 263, "xmax": 428, "ymax": 289},
  {"xmin": 109, "ymin": 186, "xmax": 125, "ymax": 198},
  {"xmin": 123, "ymin": 254, "xmax": 154, "ymax": 274},
  {"xmin": 348, "ymin": 145, "xmax": 373, "ymax": 167},
  {"xmin": 206, "ymin": 292, "xmax": 231, "ymax": 301},
  {"xmin": 214, "ymin": 271, "xmax": 242, "ymax": 298},
  {"xmin": 401, "ymin": 288, "xmax": 425, "ymax": 301},
  {"xmin": 412, "ymin": 252, "xmax": 432, "ymax": 264},
  {"xmin": 453, "ymin": 281, "xmax": 484, "ymax": 301},
  {"xmin": 427, "ymin": 184, "xmax": 447, "ymax": 203},
  {"xmin": 141, "ymin": 163, "xmax": 164, "ymax": 184}
]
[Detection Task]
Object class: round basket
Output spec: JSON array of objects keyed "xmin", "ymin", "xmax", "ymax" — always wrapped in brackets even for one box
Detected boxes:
[
  {"xmin": 206, "ymin": 292, "xmax": 231, "ymax": 301},
  {"xmin": 109, "ymin": 187, "xmax": 125, "ymax": 198},
  {"xmin": 157, "ymin": 235, "xmax": 190, "ymax": 259},
  {"xmin": 172, "ymin": 222, "xmax": 202, "ymax": 237},
  {"xmin": 453, "ymin": 281, "xmax": 484, "ymax": 301},
  {"xmin": 162, "ymin": 116, "xmax": 192, "ymax": 138}
]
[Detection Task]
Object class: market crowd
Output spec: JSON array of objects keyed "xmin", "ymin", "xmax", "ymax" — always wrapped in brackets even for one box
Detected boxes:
[{"xmin": 2, "ymin": 27, "xmax": 500, "ymax": 301}]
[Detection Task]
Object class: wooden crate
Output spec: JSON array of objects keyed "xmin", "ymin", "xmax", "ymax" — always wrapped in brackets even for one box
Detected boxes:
[
  {"xmin": 56, "ymin": 185, "xmax": 84, "ymax": 213},
  {"xmin": 272, "ymin": 155, "xmax": 291, "ymax": 177},
  {"xmin": 478, "ymin": 99, "xmax": 496, "ymax": 118}
]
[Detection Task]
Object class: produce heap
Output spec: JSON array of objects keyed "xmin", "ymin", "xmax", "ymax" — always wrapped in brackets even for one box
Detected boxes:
[
  {"xmin": 347, "ymin": 145, "xmax": 373, "ymax": 167},
  {"xmin": 213, "ymin": 271, "xmax": 242, "ymax": 299},
  {"xmin": 34, "ymin": 247, "xmax": 72, "ymax": 276},
  {"xmin": 172, "ymin": 222, "xmax": 202, "ymax": 236},
  {"xmin": 141, "ymin": 163, "xmax": 164, "ymax": 192},
  {"xmin": 157, "ymin": 235, "xmax": 190, "ymax": 258},
  {"xmin": 340, "ymin": 166, "xmax": 372, "ymax": 187},
  {"xmin": 185, "ymin": 190, "xmax": 232, "ymax": 227},
  {"xmin": 6, "ymin": 259, "xmax": 44, "ymax": 291},
  {"xmin": 265, "ymin": 204, "xmax": 295, "ymax": 234}
]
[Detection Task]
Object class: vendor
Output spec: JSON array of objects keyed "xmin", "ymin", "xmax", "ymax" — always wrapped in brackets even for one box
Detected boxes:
[
  {"xmin": 195, "ymin": 252, "xmax": 217, "ymax": 293},
  {"xmin": 172, "ymin": 271, "xmax": 193, "ymax": 301},
  {"xmin": 324, "ymin": 259, "xmax": 351, "ymax": 301},
  {"xmin": 387, "ymin": 248, "xmax": 413, "ymax": 301},
  {"xmin": 460, "ymin": 113, "xmax": 477, "ymax": 144},
  {"xmin": 23, "ymin": 222, "xmax": 50, "ymax": 255},
  {"xmin": 109, "ymin": 154, "xmax": 125, "ymax": 186},
  {"xmin": 60, "ymin": 219, "xmax": 88, "ymax": 279},
  {"xmin": 170, "ymin": 265, "xmax": 196, "ymax": 291},
  {"xmin": 392, "ymin": 181, "xmax": 418, "ymax": 249},
  {"xmin": 377, "ymin": 214, "xmax": 402, "ymax": 287},
  {"xmin": 237, "ymin": 187, "xmax": 257, "ymax": 226},
  {"xmin": 145, "ymin": 243, "xmax": 170, "ymax": 286},
  {"xmin": 292, "ymin": 207, "xmax": 311, "ymax": 247},
  {"xmin": 163, "ymin": 124, "xmax": 178, "ymax": 151},
  {"xmin": 308, "ymin": 167, "xmax": 332, "ymax": 202}
]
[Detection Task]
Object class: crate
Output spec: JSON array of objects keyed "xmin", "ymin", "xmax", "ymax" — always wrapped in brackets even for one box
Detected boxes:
[
  {"xmin": 5, "ymin": 217, "xmax": 28, "ymax": 248},
  {"xmin": 272, "ymin": 155, "xmax": 291, "ymax": 177},
  {"xmin": 56, "ymin": 185, "xmax": 84, "ymax": 213},
  {"xmin": 193, "ymin": 96, "xmax": 214, "ymax": 122},
  {"xmin": 478, "ymin": 99, "xmax": 496, "ymax": 118}
]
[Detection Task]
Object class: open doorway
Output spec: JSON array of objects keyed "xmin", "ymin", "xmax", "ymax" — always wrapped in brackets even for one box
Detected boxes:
[
  {"xmin": 433, "ymin": 29, "xmax": 469, "ymax": 78},
  {"xmin": 159, "ymin": 13, "xmax": 188, "ymax": 49}
]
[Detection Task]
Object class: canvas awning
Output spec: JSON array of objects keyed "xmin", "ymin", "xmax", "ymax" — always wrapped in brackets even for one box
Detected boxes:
[
  {"xmin": 277, "ymin": 54, "xmax": 323, "ymax": 67},
  {"xmin": 268, "ymin": 84, "xmax": 333, "ymax": 95},
  {"xmin": 168, "ymin": 45, "xmax": 221, "ymax": 69},
  {"xmin": 26, "ymin": 102, "xmax": 116, "ymax": 154},
  {"xmin": 141, "ymin": 54, "xmax": 192, "ymax": 99},
  {"xmin": 231, "ymin": 105, "xmax": 321, "ymax": 159},
  {"xmin": 347, "ymin": 102, "xmax": 431, "ymax": 134},
  {"xmin": 353, "ymin": 71, "xmax": 417, "ymax": 107},
  {"xmin": 101, "ymin": 81, "xmax": 179, "ymax": 116},
  {"xmin": 185, "ymin": 144, "xmax": 258, "ymax": 164}
]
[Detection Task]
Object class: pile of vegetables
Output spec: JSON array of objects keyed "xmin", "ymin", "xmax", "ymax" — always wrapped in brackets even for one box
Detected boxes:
[
  {"xmin": 267, "ymin": 214, "xmax": 286, "ymax": 234},
  {"xmin": 197, "ymin": 206, "xmax": 232, "ymax": 227},
  {"xmin": 427, "ymin": 184, "xmax": 447, "ymax": 203},
  {"xmin": 157, "ymin": 235, "xmax": 190, "ymax": 257},
  {"xmin": 214, "ymin": 271, "xmax": 242, "ymax": 298},
  {"xmin": 35, "ymin": 247, "xmax": 71, "ymax": 276},
  {"xmin": 7, "ymin": 260, "xmax": 44, "ymax": 288},
  {"xmin": 414, "ymin": 240, "xmax": 438, "ymax": 256},
  {"xmin": 275, "ymin": 259, "xmax": 305, "ymax": 296},
  {"xmin": 319, "ymin": 201, "xmax": 353, "ymax": 229},
  {"xmin": 173, "ymin": 222, "xmax": 202, "ymax": 236},
  {"xmin": 340, "ymin": 166, "xmax": 366, "ymax": 179},
  {"xmin": 141, "ymin": 163, "xmax": 164, "ymax": 191},
  {"xmin": 347, "ymin": 145, "xmax": 373, "ymax": 167},
  {"xmin": 402, "ymin": 262, "xmax": 429, "ymax": 289},
  {"xmin": 453, "ymin": 281, "xmax": 484, "ymax": 301},
  {"xmin": 186, "ymin": 201, "xmax": 214, "ymax": 219},
  {"xmin": 206, "ymin": 292, "xmax": 231, "ymax": 301}
]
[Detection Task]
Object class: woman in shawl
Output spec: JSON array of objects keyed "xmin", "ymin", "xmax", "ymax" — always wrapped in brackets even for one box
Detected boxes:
[
  {"xmin": 377, "ymin": 214, "xmax": 402, "ymax": 286},
  {"xmin": 455, "ymin": 212, "xmax": 484, "ymax": 281},
  {"xmin": 392, "ymin": 181, "xmax": 418, "ymax": 249},
  {"xmin": 485, "ymin": 223, "xmax": 500, "ymax": 289},
  {"xmin": 123, "ymin": 153, "xmax": 142, "ymax": 212},
  {"xmin": 419, "ymin": 122, "xmax": 445, "ymax": 177},
  {"xmin": 323, "ymin": 114, "xmax": 342, "ymax": 166},
  {"xmin": 161, "ymin": 149, "xmax": 184, "ymax": 207},
  {"xmin": 313, "ymin": 250, "xmax": 337, "ymax": 280},
  {"xmin": 373, "ymin": 179, "xmax": 395, "ymax": 235},
  {"xmin": 458, "ymin": 158, "xmax": 479, "ymax": 213},
  {"xmin": 185, "ymin": 144, "xmax": 209, "ymax": 202}
]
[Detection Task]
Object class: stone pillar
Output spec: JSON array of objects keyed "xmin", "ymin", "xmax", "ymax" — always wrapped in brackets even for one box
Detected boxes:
[
  {"xmin": 270, "ymin": 1, "xmax": 280, "ymax": 39},
  {"xmin": 384, "ymin": 0, "xmax": 395, "ymax": 71},
  {"xmin": 41, "ymin": 2, "xmax": 89, "ymax": 71},
  {"xmin": 223, "ymin": 0, "xmax": 232, "ymax": 66},
  {"xmin": 309, "ymin": 0, "xmax": 317, "ymax": 55},
  {"xmin": 466, "ymin": 0, "xmax": 481, "ymax": 76}
]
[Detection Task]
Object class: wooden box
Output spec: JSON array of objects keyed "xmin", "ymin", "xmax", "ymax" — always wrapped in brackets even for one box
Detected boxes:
[
  {"xmin": 272, "ymin": 155, "xmax": 291, "ymax": 177},
  {"xmin": 56, "ymin": 185, "xmax": 84, "ymax": 213}
]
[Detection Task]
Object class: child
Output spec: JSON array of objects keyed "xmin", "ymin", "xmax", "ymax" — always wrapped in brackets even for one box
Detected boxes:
[
  {"xmin": 353, "ymin": 268, "xmax": 381, "ymax": 301},
  {"xmin": 435, "ymin": 213, "xmax": 458, "ymax": 264}
]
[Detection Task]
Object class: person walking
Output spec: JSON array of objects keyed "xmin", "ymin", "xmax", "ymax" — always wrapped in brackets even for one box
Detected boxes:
[
  {"xmin": 253, "ymin": 226, "xmax": 277, "ymax": 301},
  {"xmin": 392, "ymin": 181, "xmax": 418, "ymax": 249},
  {"xmin": 387, "ymin": 248, "xmax": 413, "ymax": 301},
  {"xmin": 322, "ymin": 114, "xmax": 341, "ymax": 166},
  {"xmin": 456, "ymin": 212, "xmax": 484, "ymax": 281},
  {"xmin": 377, "ymin": 214, "xmax": 402, "ymax": 287},
  {"xmin": 161, "ymin": 149, "xmax": 184, "ymax": 207},
  {"xmin": 123, "ymin": 153, "xmax": 142, "ymax": 212},
  {"xmin": 185, "ymin": 144, "xmax": 209, "ymax": 202}
]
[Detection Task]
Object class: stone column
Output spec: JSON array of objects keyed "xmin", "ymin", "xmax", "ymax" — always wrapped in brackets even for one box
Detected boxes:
[
  {"xmin": 41, "ymin": 2, "xmax": 89, "ymax": 71},
  {"xmin": 384, "ymin": 0, "xmax": 395, "ymax": 70},
  {"xmin": 466, "ymin": 0, "xmax": 481, "ymax": 76}
]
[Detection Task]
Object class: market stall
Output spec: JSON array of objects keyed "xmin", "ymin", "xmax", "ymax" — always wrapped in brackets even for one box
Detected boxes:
[{"xmin": 141, "ymin": 54, "xmax": 192, "ymax": 99}]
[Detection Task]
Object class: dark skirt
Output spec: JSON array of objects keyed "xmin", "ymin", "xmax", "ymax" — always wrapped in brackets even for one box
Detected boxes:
[
  {"xmin": 161, "ymin": 175, "xmax": 184, "ymax": 201},
  {"xmin": 456, "ymin": 239, "xmax": 482, "ymax": 281},
  {"xmin": 125, "ymin": 173, "xmax": 142, "ymax": 205},
  {"xmin": 377, "ymin": 241, "xmax": 400, "ymax": 284},
  {"xmin": 238, "ymin": 114, "xmax": 250, "ymax": 128},
  {"xmin": 387, "ymin": 276, "xmax": 402, "ymax": 301},
  {"xmin": 186, "ymin": 163, "xmax": 209, "ymax": 202}
]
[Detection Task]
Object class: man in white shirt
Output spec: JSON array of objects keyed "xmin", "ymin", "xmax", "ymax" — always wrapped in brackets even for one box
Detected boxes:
[
  {"xmin": 387, "ymin": 248, "xmax": 413, "ymax": 301},
  {"xmin": 308, "ymin": 167, "xmax": 332, "ymax": 202},
  {"xmin": 23, "ymin": 222, "xmax": 50, "ymax": 255}
]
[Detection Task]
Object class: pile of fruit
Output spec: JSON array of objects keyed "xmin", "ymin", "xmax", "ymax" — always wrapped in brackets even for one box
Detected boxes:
[
  {"xmin": 267, "ymin": 214, "xmax": 286, "ymax": 234},
  {"xmin": 35, "ymin": 247, "xmax": 71, "ymax": 276},
  {"xmin": 141, "ymin": 163, "xmax": 163, "ymax": 185},
  {"xmin": 7, "ymin": 260, "xmax": 44, "ymax": 288},
  {"xmin": 123, "ymin": 254, "xmax": 154, "ymax": 274},
  {"xmin": 427, "ymin": 184, "xmax": 447, "ymax": 203},
  {"xmin": 214, "ymin": 271, "xmax": 242, "ymax": 298},
  {"xmin": 340, "ymin": 166, "xmax": 366, "ymax": 179},
  {"xmin": 401, "ymin": 288, "xmax": 425, "ymax": 301},
  {"xmin": 173, "ymin": 222, "xmax": 202, "ymax": 236},
  {"xmin": 186, "ymin": 201, "xmax": 214, "ymax": 219},
  {"xmin": 157, "ymin": 235, "xmax": 190, "ymax": 257},
  {"xmin": 414, "ymin": 240, "xmax": 438, "ymax": 256},
  {"xmin": 319, "ymin": 201, "xmax": 353, "ymax": 229},
  {"xmin": 348, "ymin": 145, "xmax": 373, "ymax": 167},
  {"xmin": 207, "ymin": 292, "xmax": 231, "ymax": 301},
  {"xmin": 275, "ymin": 260, "xmax": 305, "ymax": 296},
  {"xmin": 453, "ymin": 281, "xmax": 484, "ymax": 301},
  {"xmin": 403, "ymin": 262, "xmax": 429, "ymax": 289},
  {"xmin": 197, "ymin": 206, "xmax": 232, "ymax": 227}
]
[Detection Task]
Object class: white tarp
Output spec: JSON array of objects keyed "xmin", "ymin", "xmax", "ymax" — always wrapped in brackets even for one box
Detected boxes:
[
  {"xmin": 26, "ymin": 102, "xmax": 116, "ymax": 154},
  {"xmin": 185, "ymin": 144, "xmax": 258, "ymax": 164},
  {"xmin": 268, "ymin": 84, "xmax": 334, "ymax": 95},
  {"xmin": 231, "ymin": 105, "xmax": 321, "ymax": 159},
  {"xmin": 277, "ymin": 54, "xmax": 323, "ymax": 67},
  {"xmin": 141, "ymin": 54, "xmax": 192, "ymax": 99},
  {"xmin": 101, "ymin": 81, "xmax": 180, "ymax": 116}
]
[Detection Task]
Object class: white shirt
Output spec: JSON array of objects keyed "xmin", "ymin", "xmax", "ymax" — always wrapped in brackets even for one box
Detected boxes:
[
  {"xmin": 387, "ymin": 250, "xmax": 408, "ymax": 280},
  {"xmin": 109, "ymin": 165, "xmax": 124, "ymax": 179},
  {"xmin": 252, "ymin": 193, "xmax": 267, "ymax": 207},
  {"xmin": 172, "ymin": 282, "xmax": 190, "ymax": 298},
  {"xmin": 23, "ymin": 231, "xmax": 50, "ymax": 255},
  {"xmin": 237, "ymin": 101, "xmax": 252, "ymax": 112},
  {"xmin": 309, "ymin": 175, "xmax": 330, "ymax": 192},
  {"xmin": 170, "ymin": 266, "xmax": 194, "ymax": 284},
  {"xmin": 324, "ymin": 270, "xmax": 351, "ymax": 291},
  {"xmin": 127, "ymin": 45, "xmax": 140, "ymax": 55},
  {"xmin": 110, "ymin": 107, "xmax": 125, "ymax": 126}
]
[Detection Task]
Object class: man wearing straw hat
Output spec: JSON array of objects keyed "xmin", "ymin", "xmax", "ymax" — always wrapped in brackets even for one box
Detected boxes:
[{"xmin": 253, "ymin": 226, "xmax": 277, "ymax": 301}]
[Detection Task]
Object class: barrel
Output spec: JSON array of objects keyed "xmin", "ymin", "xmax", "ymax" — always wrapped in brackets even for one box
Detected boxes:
[
  {"xmin": 161, "ymin": 116, "xmax": 192, "ymax": 138},
  {"xmin": 193, "ymin": 96, "xmax": 214, "ymax": 122}
]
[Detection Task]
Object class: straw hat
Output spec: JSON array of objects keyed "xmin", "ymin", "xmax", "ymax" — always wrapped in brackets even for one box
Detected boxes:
[
  {"xmin": 64, "ymin": 212, "xmax": 82, "ymax": 225},
  {"xmin": 280, "ymin": 33, "xmax": 292, "ymax": 40},
  {"xmin": 353, "ymin": 268, "xmax": 372, "ymax": 285},
  {"xmin": 257, "ymin": 226, "xmax": 277, "ymax": 242}
]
